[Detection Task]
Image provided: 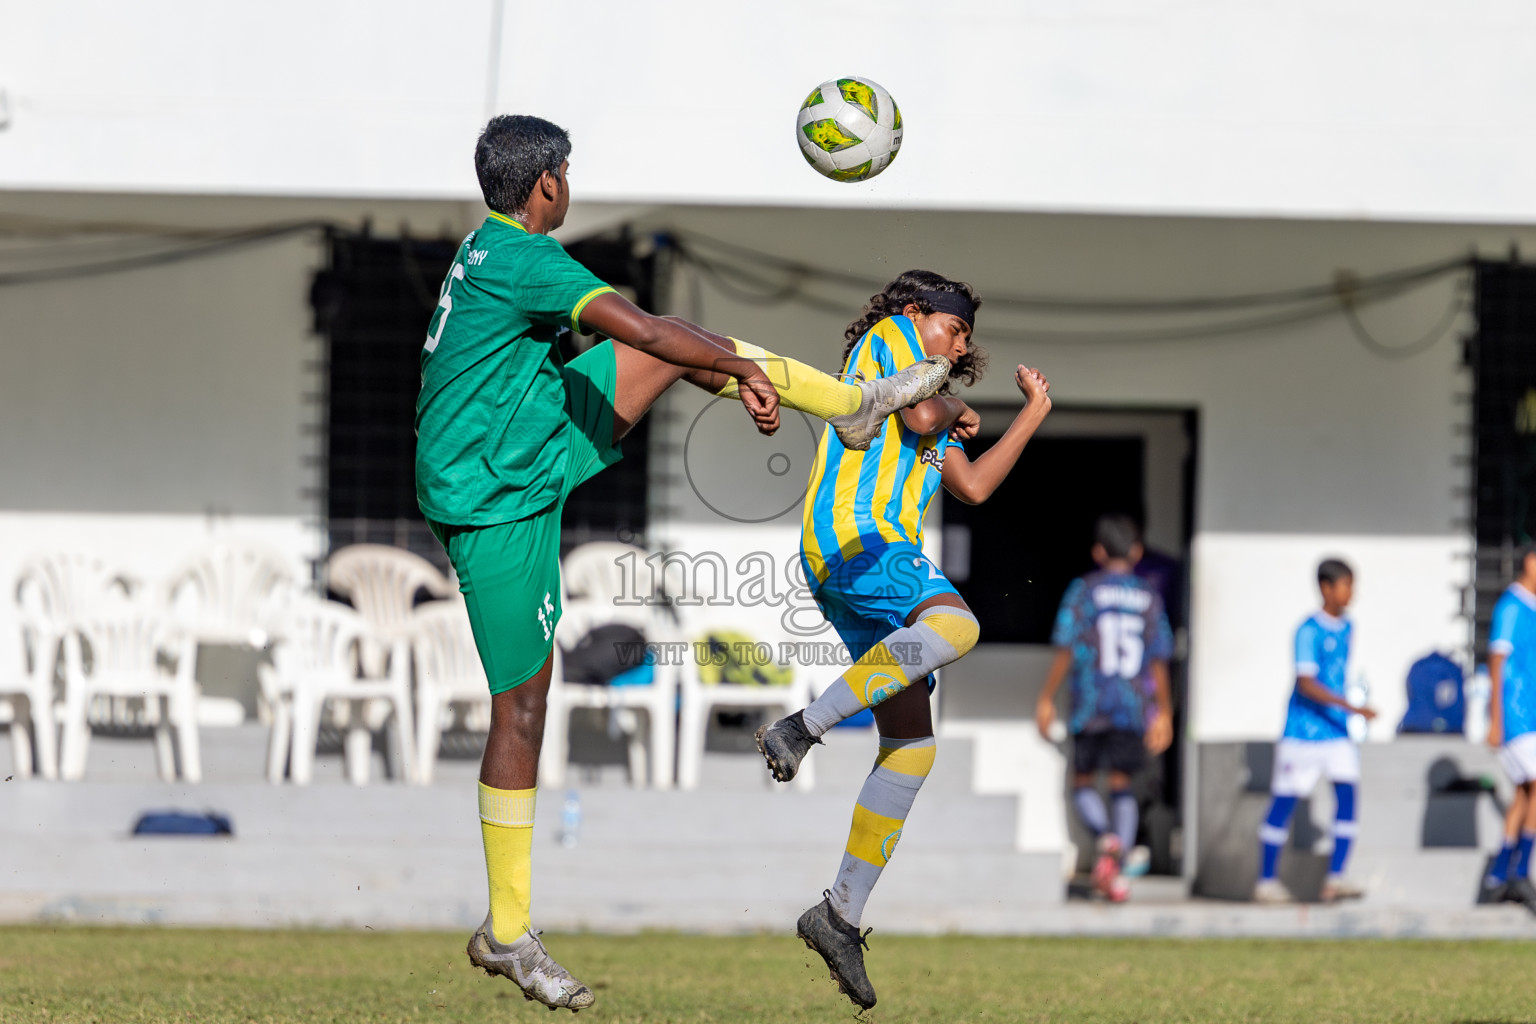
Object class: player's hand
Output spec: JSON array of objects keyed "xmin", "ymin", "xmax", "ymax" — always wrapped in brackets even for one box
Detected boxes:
[
  {"xmin": 1035, "ymin": 697, "xmax": 1056, "ymax": 742},
  {"xmin": 1354, "ymin": 706, "xmax": 1378, "ymax": 722},
  {"xmin": 951, "ymin": 403, "xmax": 981, "ymax": 442},
  {"xmin": 1488, "ymin": 720, "xmax": 1503, "ymax": 749},
  {"xmin": 734, "ymin": 368, "xmax": 781, "ymax": 436},
  {"xmin": 1016, "ymin": 365, "xmax": 1052, "ymax": 412},
  {"xmin": 1145, "ymin": 710, "xmax": 1174, "ymax": 755}
]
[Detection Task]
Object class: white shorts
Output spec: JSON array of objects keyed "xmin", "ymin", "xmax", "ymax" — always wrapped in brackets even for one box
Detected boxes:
[
  {"xmin": 1499, "ymin": 733, "xmax": 1536, "ymax": 786},
  {"xmin": 1271, "ymin": 738, "xmax": 1360, "ymax": 797}
]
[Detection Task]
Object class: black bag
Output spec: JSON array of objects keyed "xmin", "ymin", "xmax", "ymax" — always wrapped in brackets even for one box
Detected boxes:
[{"xmin": 561, "ymin": 623, "xmax": 647, "ymax": 684}]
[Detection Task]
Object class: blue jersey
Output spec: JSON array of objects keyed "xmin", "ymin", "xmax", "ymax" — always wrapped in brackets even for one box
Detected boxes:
[
  {"xmin": 1490, "ymin": 583, "xmax": 1536, "ymax": 742},
  {"xmin": 1052, "ymin": 570, "xmax": 1174, "ymax": 734},
  {"xmin": 800, "ymin": 316, "xmax": 955, "ymax": 591},
  {"xmin": 1282, "ymin": 611, "xmax": 1352, "ymax": 741}
]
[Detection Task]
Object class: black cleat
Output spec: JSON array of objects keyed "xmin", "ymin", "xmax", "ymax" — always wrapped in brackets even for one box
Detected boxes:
[
  {"xmin": 1478, "ymin": 879, "xmax": 1509, "ymax": 905},
  {"xmin": 1503, "ymin": 876, "xmax": 1536, "ymax": 914},
  {"xmin": 797, "ymin": 893, "xmax": 876, "ymax": 1010},
  {"xmin": 754, "ymin": 710, "xmax": 821, "ymax": 783}
]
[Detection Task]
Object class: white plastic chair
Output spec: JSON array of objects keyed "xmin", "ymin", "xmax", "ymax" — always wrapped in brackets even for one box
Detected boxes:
[
  {"xmin": 675, "ymin": 610, "xmax": 815, "ymax": 792},
  {"xmin": 164, "ymin": 540, "xmax": 295, "ymax": 646},
  {"xmin": 12, "ymin": 553, "xmax": 134, "ymax": 780},
  {"xmin": 409, "ymin": 597, "xmax": 490, "ymax": 785},
  {"xmin": 163, "ymin": 540, "xmax": 297, "ymax": 727},
  {"xmin": 0, "ymin": 608, "xmax": 58, "ymax": 780},
  {"xmin": 325, "ymin": 544, "xmax": 452, "ymax": 675},
  {"xmin": 540, "ymin": 543, "xmax": 678, "ymax": 789},
  {"xmin": 58, "ymin": 591, "xmax": 201, "ymax": 782},
  {"xmin": 263, "ymin": 595, "xmax": 417, "ymax": 786}
]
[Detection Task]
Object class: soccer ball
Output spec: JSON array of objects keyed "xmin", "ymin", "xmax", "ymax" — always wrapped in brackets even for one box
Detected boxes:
[{"xmin": 795, "ymin": 77, "xmax": 903, "ymax": 182}]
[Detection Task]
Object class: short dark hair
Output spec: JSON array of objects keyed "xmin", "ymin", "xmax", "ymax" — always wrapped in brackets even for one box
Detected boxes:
[
  {"xmin": 475, "ymin": 115, "xmax": 571, "ymax": 215},
  {"xmin": 1095, "ymin": 514, "xmax": 1142, "ymax": 559},
  {"xmin": 1317, "ymin": 558, "xmax": 1354, "ymax": 585},
  {"xmin": 1516, "ymin": 545, "xmax": 1536, "ymax": 574}
]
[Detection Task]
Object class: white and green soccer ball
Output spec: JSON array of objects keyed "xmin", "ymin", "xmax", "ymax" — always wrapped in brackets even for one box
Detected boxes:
[{"xmin": 795, "ymin": 76, "xmax": 903, "ymax": 183}]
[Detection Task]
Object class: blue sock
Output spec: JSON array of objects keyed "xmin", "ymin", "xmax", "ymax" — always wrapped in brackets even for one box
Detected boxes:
[
  {"xmin": 1329, "ymin": 782, "xmax": 1357, "ymax": 878},
  {"xmin": 1073, "ymin": 786, "xmax": 1110, "ymax": 837},
  {"xmin": 1110, "ymin": 790, "xmax": 1138, "ymax": 853},
  {"xmin": 1516, "ymin": 832, "xmax": 1536, "ymax": 879},
  {"xmin": 1258, "ymin": 795, "xmax": 1297, "ymax": 881},
  {"xmin": 1488, "ymin": 840, "xmax": 1517, "ymax": 884}
]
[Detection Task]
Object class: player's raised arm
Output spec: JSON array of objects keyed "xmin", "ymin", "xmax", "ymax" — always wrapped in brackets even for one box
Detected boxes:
[
  {"xmin": 940, "ymin": 365, "xmax": 1052, "ymax": 505},
  {"xmin": 578, "ymin": 292, "xmax": 782, "ymax": 435}
]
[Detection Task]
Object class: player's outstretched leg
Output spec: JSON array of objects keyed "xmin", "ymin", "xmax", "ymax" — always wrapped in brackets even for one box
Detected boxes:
[
  {"xmin": 707, "ymin": 336, "xmax": 951, "ymax": 450},
  {"xmin": 756, "ymin": 603, "xmax": 979, "ymax": 782},
  {"xmin": 608, "ymin": 329, "xmax": 949, "ymax": 451}
]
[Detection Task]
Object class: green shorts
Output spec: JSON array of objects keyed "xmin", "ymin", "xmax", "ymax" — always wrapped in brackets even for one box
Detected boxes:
[{"xmin": 429, "ymin": 342, "xmax": 623, "ymax": 693}]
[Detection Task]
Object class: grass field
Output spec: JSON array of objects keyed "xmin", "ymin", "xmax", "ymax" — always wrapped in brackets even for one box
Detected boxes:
[{"xmin": 1, "ymin": 926, "xmax": 1532, "ymax": 1023}]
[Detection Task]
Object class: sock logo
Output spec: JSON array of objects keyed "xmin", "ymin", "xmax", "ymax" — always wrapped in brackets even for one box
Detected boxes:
[
  {"xmin": 863, "ymin": 672, "xmax": 903, "ymax": 706},
  {"xmin": 880, "ymin": 829, "xmax": 903, "ymax": 863}
]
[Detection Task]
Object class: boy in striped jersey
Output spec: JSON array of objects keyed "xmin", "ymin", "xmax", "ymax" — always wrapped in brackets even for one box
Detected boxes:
[{"xmin": 754, "ymin": 270, "xmax": 1053, "ymax": 1009}]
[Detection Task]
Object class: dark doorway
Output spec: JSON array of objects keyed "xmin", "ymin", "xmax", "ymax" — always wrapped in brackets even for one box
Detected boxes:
[{"xmin": 943, "ymin": 435, "xmax": 1146, "ymax": 644}]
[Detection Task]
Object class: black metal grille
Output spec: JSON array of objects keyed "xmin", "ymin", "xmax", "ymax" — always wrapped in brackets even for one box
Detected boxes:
[
  {"xmin": 309, "ymin": 229, "xmax": 657, "ymax": 567},
  {"xmin": 1470, "ymin": 259, "xmax": 1536, "ymax": 652}
]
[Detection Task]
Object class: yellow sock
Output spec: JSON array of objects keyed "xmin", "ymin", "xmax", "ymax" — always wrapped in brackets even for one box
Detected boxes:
[
  {"xmin": 712, "ymin": 338, "xmax": 861, "ymax": 420},
  {"xmin": 478, "ymin": 782, "xmax": 536, "ymax": 941}
]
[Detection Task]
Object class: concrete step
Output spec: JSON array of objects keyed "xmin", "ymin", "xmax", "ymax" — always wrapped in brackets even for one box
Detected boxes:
[
  {"xmin": 0, "ymin": 777, "xmax": 1046, "ymax": 932},
  {"xmin": 17, "ymin": 721, "xmax": 982, "ymax": 799}
]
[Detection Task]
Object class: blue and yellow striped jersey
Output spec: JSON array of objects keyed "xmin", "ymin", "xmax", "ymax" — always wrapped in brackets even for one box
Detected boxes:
[{"xmin": 799, "ymin": 316, "xmax": 957, "ymax": 588}]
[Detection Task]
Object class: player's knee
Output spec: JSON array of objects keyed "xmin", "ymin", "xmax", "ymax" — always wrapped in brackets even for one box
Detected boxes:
[{"xmin": 920, "ymin": 607, "xmax": 980, "ymax": 659}]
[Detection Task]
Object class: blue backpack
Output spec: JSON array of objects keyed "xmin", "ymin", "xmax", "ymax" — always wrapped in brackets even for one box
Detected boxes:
[{"xmin": 1398, "ymin": 652, "xmax": 1465, "ymax": 734}]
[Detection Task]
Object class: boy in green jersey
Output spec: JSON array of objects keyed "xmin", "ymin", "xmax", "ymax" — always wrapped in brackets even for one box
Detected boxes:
[{"xmin": 417, "ymin": 115, "xmax": 950, "ymax": 1011}]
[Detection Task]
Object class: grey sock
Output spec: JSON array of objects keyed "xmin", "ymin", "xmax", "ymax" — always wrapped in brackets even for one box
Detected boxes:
[
  {"xmin": 827, "ymin": 736, "xmax": 934, "ymax": 927},
  {"xmin": 1073, "ymin": 786, "xmax": 1110, "ymax": 836},
  {"xmin": 1111, "ymin": 790, "xmax": 1138, "ymax": 853},
  {"xmin": 801, "ymin": 607, "xmax": 979, "ymax": 736}
]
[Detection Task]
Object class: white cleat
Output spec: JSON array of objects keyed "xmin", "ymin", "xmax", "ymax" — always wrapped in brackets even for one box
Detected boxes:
[
  {"xmin": 1320, "ymin": 877, "xmax": 1366, "ymax": 903},
  {"xmin": 829, "ymin": 355, "xmax": 951, "ymax": 451},
  {"xmin": 1253, "ymin": 878, "xmax": 1296, "ymax": 905},
  {"xmin": 466, "ymin": 915, "xmax": 596, "ymax": 1012}
]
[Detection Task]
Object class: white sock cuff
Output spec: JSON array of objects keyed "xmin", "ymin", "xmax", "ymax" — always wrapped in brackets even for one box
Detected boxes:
[{"xmin": 478, "ymin": 783, "xmax": 536, "ymax": 828}]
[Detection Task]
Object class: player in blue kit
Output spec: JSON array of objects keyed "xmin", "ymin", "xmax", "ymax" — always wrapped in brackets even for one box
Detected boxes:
[
  {"xmin": 1253, "ymin": 559, "xmax": 1376, "ymax": 904},
  {"xmin": 1036, "ymin": 515, "xmax": 1174, "ymax": 902},
  {"xmin": 1481, "ymin": 547, "xmax": 1536, "ymax": 911}
]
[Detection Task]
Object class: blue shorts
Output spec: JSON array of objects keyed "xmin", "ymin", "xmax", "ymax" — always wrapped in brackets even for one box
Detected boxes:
[{"xmin": 812, "ymin": 542, "xmax": 962, "ymax": 696}]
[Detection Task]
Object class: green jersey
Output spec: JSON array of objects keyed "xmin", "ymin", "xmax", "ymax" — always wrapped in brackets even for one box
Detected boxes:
[{"xmin": 415, "ymin": 212, "xmax": 615, "ymax": 526}]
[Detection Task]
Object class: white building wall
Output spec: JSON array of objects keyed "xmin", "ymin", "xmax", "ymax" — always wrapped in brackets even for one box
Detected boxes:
[{"xmin": 3, "ymin": 2, "xmax": 1536, "ymax": 223}]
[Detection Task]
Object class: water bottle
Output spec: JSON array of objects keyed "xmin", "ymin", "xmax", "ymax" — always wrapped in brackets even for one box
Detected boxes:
[
  {"xmin": 1346, "ymin": 674, "xmax": 1370, "ymax": 742},
  {"xmin": 559, "ymin": 789, "xmax": 581, "ymax": 848},
  {"xmin": 1466, "ymin": 667, "xmax": 1492, "ymax": 744}
]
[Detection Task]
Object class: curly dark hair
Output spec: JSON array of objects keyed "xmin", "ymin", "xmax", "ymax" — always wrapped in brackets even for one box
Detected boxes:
[{"xmin": 841, "ymin": 270, "xmax": 986, "ymax": 394}]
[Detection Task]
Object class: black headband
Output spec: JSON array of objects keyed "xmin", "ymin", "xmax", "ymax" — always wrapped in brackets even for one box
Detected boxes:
[{"xmin": 915, "ymin": 290, "xmax": 975, "ymax": 328}]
